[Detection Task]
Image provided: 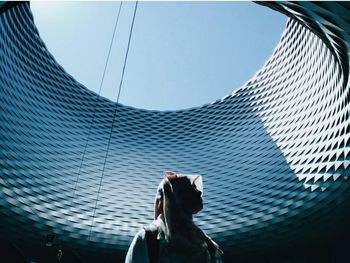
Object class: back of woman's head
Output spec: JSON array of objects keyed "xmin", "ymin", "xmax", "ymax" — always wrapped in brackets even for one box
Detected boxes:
[{"xmin": 154, "ymin": 171, "xmax": 203, "ymax": 220}]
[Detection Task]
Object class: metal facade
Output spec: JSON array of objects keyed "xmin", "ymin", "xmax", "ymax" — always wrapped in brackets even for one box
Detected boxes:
[{"xmin": 0, "ymin": 1, "xmax": 349, "ymax": 260}]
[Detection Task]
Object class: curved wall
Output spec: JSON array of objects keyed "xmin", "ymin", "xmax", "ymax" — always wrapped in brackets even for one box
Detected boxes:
[{"xmin": 0, "ymin": 1, "xmax": 349, "ymax": 260}]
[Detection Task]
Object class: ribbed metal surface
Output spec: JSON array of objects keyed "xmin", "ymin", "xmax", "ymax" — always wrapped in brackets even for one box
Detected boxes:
[{"xmin": 0, "ymin": 1, "xmax": 349, "ymax": 257}]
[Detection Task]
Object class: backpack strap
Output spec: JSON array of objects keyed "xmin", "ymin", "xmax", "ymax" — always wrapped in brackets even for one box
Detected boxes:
[
  {"xmin": 144, "ymin": 226, "xmax": 159, "ymax": 263},
  {"xmin": 205, "ymin": 236, "xmax": 216, "ymax": 262},
  {"xmin": 205, "ymin": 236, "xmax": 223, "ymax": 263}
]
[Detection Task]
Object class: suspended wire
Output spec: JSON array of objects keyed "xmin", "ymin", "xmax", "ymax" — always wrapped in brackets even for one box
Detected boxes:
[
  {"xmin": 59, "ymin": 1, "xmax": 123, "ymax": 259},
  {"xmin": 88, "ymin": 1, "xmax": 139, "ymax": 240},
  {"xmin": 97, "ymin": 1, "xmax": 124, "ymax": 95},
  {"xmin": 115, "ymin": 1, "xmax": 139, "ymax": 103},
  {"xmin": 70, "ymin": 1, "xmax": 123, "ymax": 204}
]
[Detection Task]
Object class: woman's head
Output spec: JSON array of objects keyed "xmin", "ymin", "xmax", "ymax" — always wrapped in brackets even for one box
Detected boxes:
[{"xmin": 154, "ymin": 171, "xmax": 203, "ymax": 219}]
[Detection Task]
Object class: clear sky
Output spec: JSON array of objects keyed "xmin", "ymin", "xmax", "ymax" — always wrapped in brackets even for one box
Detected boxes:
[{"xmin": 31, "ymin": 1, "xmax": 286, "ymax": 111}]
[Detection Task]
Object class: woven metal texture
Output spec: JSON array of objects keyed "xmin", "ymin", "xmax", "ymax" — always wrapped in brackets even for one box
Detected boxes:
[{"xmin": 0, "ymin": 1, "xmax": 349, "ymax": 255}]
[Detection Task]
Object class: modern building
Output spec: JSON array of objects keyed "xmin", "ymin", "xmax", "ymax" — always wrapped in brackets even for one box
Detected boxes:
[{"xmin": 0, "ymin": 2, "xmax": 349, "ymax": 262}]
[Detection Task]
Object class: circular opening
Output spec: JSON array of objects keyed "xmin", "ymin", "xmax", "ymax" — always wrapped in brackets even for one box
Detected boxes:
[{"xmin": 31, "ymin": 1, "xmax": 286, "ymax": 111}]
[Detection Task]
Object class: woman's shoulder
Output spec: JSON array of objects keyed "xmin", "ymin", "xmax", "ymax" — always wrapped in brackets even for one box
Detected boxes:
[
  {"xmin": 125, "ymin": 229, "xmax": 148, "ymax": 263},
  {"xmin": 135, "ymin": 228, "xmax": 147, "ymax": 239},
  {"xmin": 132, "ymin": 218, "xmax": 160, "ymax": 244}
]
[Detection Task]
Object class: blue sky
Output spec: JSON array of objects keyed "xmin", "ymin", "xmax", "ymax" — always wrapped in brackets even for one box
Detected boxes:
[{"xmin": 31, "ymin": 1, "xmax": 286, "ymax": 110}]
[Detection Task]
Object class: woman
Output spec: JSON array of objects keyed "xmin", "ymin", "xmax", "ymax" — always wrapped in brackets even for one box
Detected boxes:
[{"xmin": 125, "ymin": 171, "xmax": 223, "ymax": 263}]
